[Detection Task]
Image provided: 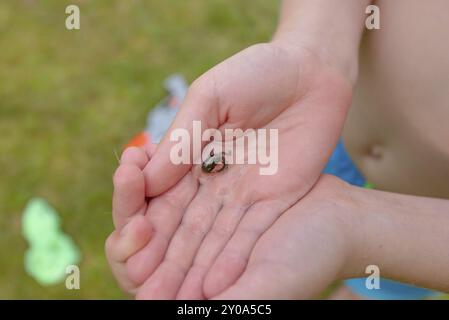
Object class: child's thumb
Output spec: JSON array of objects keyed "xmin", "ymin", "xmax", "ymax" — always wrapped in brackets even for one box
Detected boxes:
[{"xmin": 143, "ymin": 81, "xmax": 220, "ymax": 197}]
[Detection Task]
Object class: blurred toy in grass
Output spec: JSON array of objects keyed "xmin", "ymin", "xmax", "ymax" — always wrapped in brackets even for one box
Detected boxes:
[
  {"xmin": 126, "ymin": 74, "xmax": 188, "ymax": 148},
  {"xmin": 22, "ymin": 198, "xmax": 80, "ymax": 286}
]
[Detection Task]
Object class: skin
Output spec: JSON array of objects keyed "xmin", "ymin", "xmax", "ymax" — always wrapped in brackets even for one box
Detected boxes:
[
  {"xmin": 344, "ymin": 0, "xmax": 449, "ymax": 199},
  {"xmin": 141, "ymin": 0, "xmax": 370, "ymax": 198},
  {"xmin": 214, "ymin": 176, "xmax": 449, "ymax": 299},
  {"xmin": 107, "ymin": 150, "xmax": 449, "ymax": 299},
  {"xmin": 115, "ymin": 0, "xmax": 366, "ymax": 299},
  {"xmin": 107, "ymin": 151, "xmax": 352, "ymax": 298},
  {"xmin": 337, "ymin": 0, "xmax": 449, "ymax": 298},
  {"xmin": 106, "ymin": 0, "xmax": 365, "ymax": 299},
  {"xmin": 106, "ymin": 0, "xmax": 449, "ymax": 299},
  {"xmin": 110, "ymin": 42, "xmax": 351, "ymax": 299}
]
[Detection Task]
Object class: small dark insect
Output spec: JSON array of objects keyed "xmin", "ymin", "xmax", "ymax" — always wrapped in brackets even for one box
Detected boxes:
[{"xmin": 201, "ymin": 150, "xmax": 227, "ymax": 173}]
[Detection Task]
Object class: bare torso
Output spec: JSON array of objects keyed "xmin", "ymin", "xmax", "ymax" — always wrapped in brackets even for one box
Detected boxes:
[{"xmin": 343, "ymin": 0, "xmax": 449, "ymax": 198}]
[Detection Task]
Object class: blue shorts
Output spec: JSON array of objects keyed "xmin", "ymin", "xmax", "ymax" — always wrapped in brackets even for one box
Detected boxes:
[{"xmin": 323, "ymin": 141, "xmax": 438, "ymax": 300}]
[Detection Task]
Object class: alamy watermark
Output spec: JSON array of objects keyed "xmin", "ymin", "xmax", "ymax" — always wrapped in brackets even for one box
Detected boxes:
[
  {"xmin": 365, "ymin": 264, "xmax": 381, "ymax": 290},
  {"xmin": 65, "ymin": 265, "xmax": 80, "ymax": 290},
  {"xmin": 170, "ymin": 121, "xmax": 279, "ymax": 175},
  {"xmin": 65, "ymin": 5, "xmax": 80, "ymax": 30},
  {"xmin": 65, "ymin": 4, "xmax": 378, "ymax": 31},
  {"xmin": 366, "ymin": 5, "xmax": 380, "ymax": 30}
]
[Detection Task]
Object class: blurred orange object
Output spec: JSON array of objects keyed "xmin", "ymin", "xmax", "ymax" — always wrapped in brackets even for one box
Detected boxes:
[{"xmin": 126, "ymin": 132, "xmax": 150, "ymax": 148}]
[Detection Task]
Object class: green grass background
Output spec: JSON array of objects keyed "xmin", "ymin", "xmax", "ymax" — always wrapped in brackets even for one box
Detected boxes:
[{"xmin": 0, "ymin": 0, "xmax": 278, "ymax": 299}]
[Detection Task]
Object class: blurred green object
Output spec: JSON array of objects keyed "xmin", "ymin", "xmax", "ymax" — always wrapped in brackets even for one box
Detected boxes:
[
  {"xmin": 22, "ymin": 198, "xmax": 80, "ymax": 286},
  {"xmin": 364, "ymin": 182, "xmax": 374, "ymax": 189},
  {"xmin": 22, "ymin": 198, "xmax": 60, "ymax": 244}
]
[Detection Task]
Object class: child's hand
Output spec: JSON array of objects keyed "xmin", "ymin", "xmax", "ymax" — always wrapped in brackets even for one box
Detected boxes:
[
  {"xmin": 212, "ymin": 175, "xmax": 355, "ymax": 299},
  {"xmin": 105, "ymin": 146, "xmax": 154, "ymax": 295},
  {"xmin": 106, "ymin": 146, "xmax": 199, "ymax": 295},
  {"xmin": 106, "ymin": 41, "xmax": 354, "ymax": 299},
  {"xmin": 106, "ymin": 148, "xmax": 352, "ymax": 299},
  {"xmin": 131, "ymin": 42, "xmax": 352, "ymax": 299},
  {"xmin": 132, "ymin": 173, "xmax": 355, "ymax": 300},
  {"xmin": 143, "ymin": 41, "xmax": 352, "ymax": 197}
]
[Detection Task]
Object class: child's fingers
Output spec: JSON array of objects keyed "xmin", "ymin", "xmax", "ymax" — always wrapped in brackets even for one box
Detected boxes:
[
  {"xmin": 113, "ymin": 146, "xmax": 149, "ymax": 230},
  {"xmin": 107, "ymin": 247, "xmax": 143, "ymax": 296},
  {"xmin": 112, "ymin": 164, "xmax": 147, "ymax": 230},
  {"xmin": 211, "ymin": 263, "xmax": 274, "ymax": 300},
  {"xmin": 112, "ymin": 144, "xmax": 156, "ymax": 229},
  {"xmin": 120, "ymin": 146, "xmax": 149, "ymax": 169},
  {"xmin": 108, "ymin": 146, "xmax": 155, "ymax": 295},
  {"xmin": 105, "ymin": 215, "xmax": 154, "ymax": 294},
  {"xmin": 202, "ymin": 201, "xmax": 281, "ymax": 298},
  {"xmin": 143, "ymin": 82, "xmax": 221, "ymax": 197},
  {"xmin": 106, "ymin": 215, "xmax": 154, "ymax": 262},
  {"xmin": 144, "ymin": 143, "xmax": 157, "ymax": 159},
  {"xmin": 107, "ymin": 257, "xmax": 140, "ymax": 295},
  {"xmin": 125, "ymin": 173, "xmax": 198, "ymax": 286}
]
